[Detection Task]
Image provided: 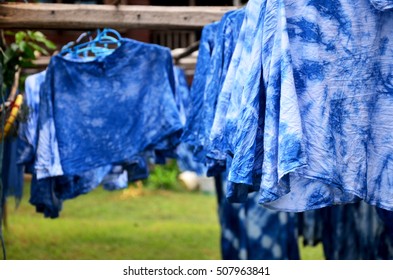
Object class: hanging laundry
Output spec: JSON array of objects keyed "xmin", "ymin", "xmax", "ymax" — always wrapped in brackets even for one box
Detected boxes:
[
  {"xmin": 216, "ymin": 170, "xmax": 300, "ymax": 260},
  {"xmin": 1, "ymin": 139, "xmax": 24, "ymax": 206},
  {"xmin": 174, "ymin": 66, "xmax": 206, "ymax": 176},
  {"xmin": 209, "ymin": 0, "xmax": 393, "ymax": 212},
  {"xmin": 18, "ymin": 71, "xmax": 130, "ymax": 217},
  {"xmin": 17, "ymin": 34, "xmax": 184, "ymax": 217},
  {"xmin": 260, "ymin": 0, "xmax": 393, "ymax": 211},
  {"xmin": 182, "ymin": 7, "xmax": 300, "ymax": 260},
  {"xmin": 36, "ymin": 38, "xmax": 183, "ymax": 179},
  {"xmin": 181, "ymin": 22, "xmax": 220, "ymax": 162},
  {"xmin": 301, "ymin": 202, "xmax": 393, "ymax": 259}
]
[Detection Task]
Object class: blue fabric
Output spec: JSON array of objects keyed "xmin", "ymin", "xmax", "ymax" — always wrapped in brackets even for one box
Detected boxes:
[
  {"xmin": 36, "ymin": 38, "xmax": 183, "ymax": 179},
  {"xmin": 17, "ymin": 71, "xmax": 46, "ymax": 167},
  {"xmin": 204, "ymin": 9, "xmax": 245, "ymax": 176},
  {"xmin": 181, "ymin": 22, "xmax": 219, "ymax": 162},
  {"xmin": 370, "ymin": 0, "xmax": 393, "ymax": 10},
  {"xmin": 173, "ymin": 65, "xmax": 199, "ymax": 174},
  {"xmin": 101, "ymin": 165, "xmax": 128, "ymax": 191},
  {"xmin": 298, "ymin": 210, "xmax": 323, "ymax": 247},
  {"xmin": 208, "ymin": 6, "xmax": 250, "ymax": 171},
  {"xmin": 217, "ymin": 0, "xmax": 393, "ymax": 212},
  {"xmin": 2, "ymin": 139, "xmax": 24, "ymax": 205},
  {"xmin": 216, "ymin": 173, "xmax": 300, "ymax": 260},
  {"xmin": 29, "ymin": 175, "xmax": 63, "ymax": 219},
  {"xmin": 19, "ymin": 39, "xmax": 181, "ymax": 217},
  {"xmin": 182, "ymin": 8, "xmax": 300, "ymax": 260},
  {"xmin": 18, "ymin": 70, "xmax": 141, "ymax": 217},
  {"xmin": 209, "ymin": 0, "xmax": 268, "ymax": 202},
  {"xmin": 261, "ymin": 0, "xmax": 393, "ymax": 211},
  {"xmin": 220, "ymin": 0, "xmax": 265, "ymax": 191},
  {"xmin": 320, "ymin": 202, "xmax": 393, "ymax": 259},
  {"xmin": 173, "ymin": 64, "xmax": 207, "ymax": 175},
  {"xmin": 376, "ymin": 207, "xmax": 393, "ymax": 257}
]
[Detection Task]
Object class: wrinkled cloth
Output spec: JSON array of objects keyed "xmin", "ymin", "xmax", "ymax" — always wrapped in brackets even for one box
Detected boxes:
[
  {"xmin": 17, "ymin": 71, "xmax": 46, "ymax": 167},
  {"xmin": 221, "ymin": 0, "xmax": 393, "ymax": 211},
  {"xmin": 174, "ymin": 66, "xmax": 206, "ymax": 175},
  {"xmin": 181, "ymin": 22, "xmax": 219, "ymax": 162},
  {"xmin": 19, "ymin": 39, "xmax": 182, "ymax": 217},
  {"xmin": 300, "ymin": 204, "xmax": 393, "ymax": 259},
  {"xmin": 18, "ymin": 70, "xmax": 143, "ymax": 217},
  {"xmin": 261, "ymin": 0, "xmax": 393, "ymax": 211},
  {"xmin": 370, "ymin": 0, "xmax": 393, "ymax": 10},
  {"xmin": 184, "ymin": 8, "xmax": 300, "ymax": 260},
  {"xmin": 36, "ymin": 38, "xmax": 183, "ymax": 179},
  {"xmin": 204, "ymin": 9, "xmax": 246, "ymax": 176}
]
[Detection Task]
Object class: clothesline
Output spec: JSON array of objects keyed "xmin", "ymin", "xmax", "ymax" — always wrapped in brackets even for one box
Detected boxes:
[{"xmin": 0, "ymin": 3, "xmax": 237, "ymax": 30}]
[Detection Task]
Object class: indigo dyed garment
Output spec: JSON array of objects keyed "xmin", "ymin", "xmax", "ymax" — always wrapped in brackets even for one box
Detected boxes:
[
  {"xmin": 298, "ymin": 210, "xmax": 323, "ymax": 247},
  {"xmin": 376, "ymin": 207, "xmax": 393, "ymax": 258},
  {"xmin": 215, "ymin": 173, "xmax": 300, "ymax": 260},
  {"xmin": 249, "ymin": 0, "xmax": 393, "ymax": 211},
  {"xmin": 17, "ymin": 71, "xmax": 46, "ymax": 167},
  {"xmin": 181, "ymin": 22, "xmax": 219, "ymax": 162},
  {"xmin": 370, "ymin": 0, "xmax": 393, "ymax": 10},
  {"xmin": 208, "ymin": 0, "xmax": 268, "ymax": 202},
  {"xmin": 29, "ymin": 175, "xmax": 63, "ymax": 219},
  {"xmin": 123, "ymin": 154, "xmax": 150, "ymax": 183},
  {"xmin": 173, "ymin": 66, "xmax": 189, "ymax": 125},
  {"xmin": 320, "ymin": 202, "xmax": 393, "ymax": 259},
  {"xmin": 173, "ymin": 66, "xmax": 207, "ymax": 175},
  {"xmin": 2, "ymin": 139, "xmax": 24, "ymax": 204},
  {"xmin": 36, "ymin": 39, "xmax": 183, "ymax": 178},
  {"xmin": 18, "ymin": 71, "xmax": 136, "ymax": 216},
  {"xmin": 101, "ymin": 165, "xmax": 128, "ymax": 191},
  {"xmin": 208, "ymin": 2, "xmax": 253, "ymax": 169},
  {"xmin": 223, "ymin": 2, "xmax": 267, "ymax": 201},
  {"xmin": 204, "ymin": 9, "xmax": 245, "ymax": 176}
]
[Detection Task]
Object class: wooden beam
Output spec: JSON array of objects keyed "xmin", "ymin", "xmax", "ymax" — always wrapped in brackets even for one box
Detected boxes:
[{"xmin": 0, "ymin": 3, "xmax": 237, "ymax": 30}]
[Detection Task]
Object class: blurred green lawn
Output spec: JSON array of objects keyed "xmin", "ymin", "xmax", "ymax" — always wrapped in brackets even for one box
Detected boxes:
[{"xmin": 3, "ymin": 182, "xmax": 324, "ymax": 260}]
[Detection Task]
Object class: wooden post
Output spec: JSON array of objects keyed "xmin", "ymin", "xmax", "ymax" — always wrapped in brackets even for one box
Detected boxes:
[{"xmin": 0, "ymin": 3, "xmax": 236, "ymax": 30}]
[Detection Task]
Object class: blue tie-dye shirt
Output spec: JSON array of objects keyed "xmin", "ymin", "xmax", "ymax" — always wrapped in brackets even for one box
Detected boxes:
[
  {"xmin": 35, "ymin": 39, "xmax": 183, "ymax": 179},
  {"xmin": 181, "ymin": 22, "xmax": 219, "ymax": 162},
  {"xmin": 221, "ymin": 0, "xmax": 393, "ymax": 212},
  {"xmin": 18, "ymin": 70, "xmax": 150, "ymax": 217},
  {"xmin": 183, "ymin": 8, "xmax": 300, "ymax": 260},
  {"xmin": 204, "ymin": 9, "xmax": 246, "ymax": 176},
  {"xmin": 260, "ymin": 0, "xmax": 393, "ymax": 211},
  {"xmin": 209, "ymin": 0, "xmax": 267, "ymax": 202}
]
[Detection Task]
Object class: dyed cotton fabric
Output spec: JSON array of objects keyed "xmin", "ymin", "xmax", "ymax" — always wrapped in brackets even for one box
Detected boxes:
[
  {"xmin": 36, "ymin": 39, "xmax": 183, "ymax": 179},
  {"xmin": 216, "ymin": 0, "xmax": 393, "ymax": 212}
]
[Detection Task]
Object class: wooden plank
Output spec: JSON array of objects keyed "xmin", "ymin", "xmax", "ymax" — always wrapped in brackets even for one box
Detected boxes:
[{"xmin": 0, "ymin": 3, "xmax": 236, "ymax": 30}]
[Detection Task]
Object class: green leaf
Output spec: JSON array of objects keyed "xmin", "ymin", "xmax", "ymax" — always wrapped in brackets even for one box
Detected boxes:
[
  {"xmin": 27, "ymin": 30, "xmax": 34, "ymax": 38},
  {"xmin": 18, "ymin": 41, "xmax": 27, "ymax": 52},
  {"xmin": 43, "ymin": 40, "xmax": 57, "ymax": 50},
  {"xmin": 15, "ymin": 31, "xmax": 27, "ymax": 44},
  {"xmin": 27, "ymin": 41, "xmax": 48, "ymax": 55},
  {"xmin": 32, "ymin": 31, "xmax": 45, "ymax": 39},
  {"xmin": 3, "ymin": 48, "xmax": 16, "ymax": 65},
  {"xmin": 10, "ymin": 43, "xmax": 19, "ymax": 52},
  {"xmin": 19, "ymin": 60, "xmax": 35, "ymax": 68},
  {"xmin": 35, "ymin": 37, "xmax": 57, "ymax": 50},
  {"xmin": 21, "ymin": 46, "xmax": 36, "ymax": 60}
]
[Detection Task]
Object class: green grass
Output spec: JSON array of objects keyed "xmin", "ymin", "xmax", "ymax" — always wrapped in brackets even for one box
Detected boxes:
[
  {"xmin": 3, "ymin": 182, "xmax": 324, "ymax": 260},
  {"xmin": 4, "ymin": 185, "xmax": 221, "ymax": 260}
]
